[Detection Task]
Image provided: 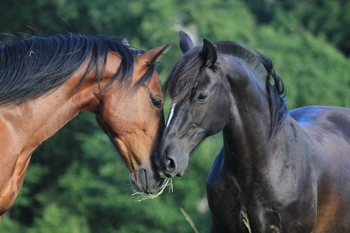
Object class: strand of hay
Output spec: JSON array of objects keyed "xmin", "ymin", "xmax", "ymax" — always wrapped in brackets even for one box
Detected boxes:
[
  {"xmin": 241, "ymin": 211, "xmax": 252, "ymax": 233},
  {"xmin": 132, "ymin": 178, "xmax": 173, "ymax": 201},
  {"xmin": 180, "ymin": 207, "xmax": 200, "ymax": 233}
]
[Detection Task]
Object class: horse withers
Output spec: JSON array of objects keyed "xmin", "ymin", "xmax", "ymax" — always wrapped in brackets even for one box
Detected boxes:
[
  {"xmin": 0, "ymin": 34, "xmax": 172, "ymax": 221},
  {"xmin": 156, "ymin": 31, "xmax": 350, "ymax": 232}
]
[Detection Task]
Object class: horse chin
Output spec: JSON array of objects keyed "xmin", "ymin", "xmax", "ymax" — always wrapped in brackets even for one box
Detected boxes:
[
  {"xmin": 129, "ymin": 168, "xmax": 164, "ymax": 194},
  {"xmin": 175, "ymin": 165, "xmax": 187, "ymax": 177}
]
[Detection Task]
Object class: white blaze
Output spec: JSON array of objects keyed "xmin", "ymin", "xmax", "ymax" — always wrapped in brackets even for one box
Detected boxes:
[{"xmin": 166, "ymin": 103, "xmax": 176, "ymax": 127}]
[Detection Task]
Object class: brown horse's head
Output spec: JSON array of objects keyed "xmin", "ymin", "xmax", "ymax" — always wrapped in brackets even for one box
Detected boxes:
[{"xmin": 95, "ymin": 41, "xmax": 172, "ymax": 193}]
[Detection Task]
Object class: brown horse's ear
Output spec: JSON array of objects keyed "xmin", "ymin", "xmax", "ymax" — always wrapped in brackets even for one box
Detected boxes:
[
  {"xmin": 202, "ymin": 38, "xmax": 217, "ymax": 68},
  {"xmin": 122, "ymin": 38, "xmax": 132, "ymax": 49},
  {"xmin": 179, "ymin": 31, "xmax": 194, "ymax": 54},
  {"xmin": 136, "ymin": 41, "xmax": 174, "ymax": 67}
]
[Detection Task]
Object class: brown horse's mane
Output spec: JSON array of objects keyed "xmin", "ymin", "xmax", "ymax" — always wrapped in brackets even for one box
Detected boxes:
[{"xmin": 0, "ymin": 34, "xmax": 155, "ymax": 105}]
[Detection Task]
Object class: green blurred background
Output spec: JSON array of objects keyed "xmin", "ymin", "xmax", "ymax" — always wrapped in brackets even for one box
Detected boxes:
[{"xmin": 1, "ymin": 0, "xmax": 349, "ymax": 232}]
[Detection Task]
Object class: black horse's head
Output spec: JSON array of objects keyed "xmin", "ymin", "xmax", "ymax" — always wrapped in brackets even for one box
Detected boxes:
[
  {"xmin": 156, "ymin": 31, "xmax": 286, "ymax": 178},
  {"xmin": 157, "ymin": 35, "xmax": 231, "ymax": 177}
]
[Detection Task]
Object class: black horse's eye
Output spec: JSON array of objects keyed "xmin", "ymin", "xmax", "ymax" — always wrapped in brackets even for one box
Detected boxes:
[
  {"xmin": 151, "ymin": 97, "xmax": 162, "ymax": 109},
  {"xmin": 197, "ymin": 92, "xmax": 209, "ymax": 103}
]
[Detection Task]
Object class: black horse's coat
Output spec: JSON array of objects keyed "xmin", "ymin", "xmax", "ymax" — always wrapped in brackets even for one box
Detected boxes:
[{"xmin": 156, "ymin": 31, "xmax": 350, "ymax": 232}]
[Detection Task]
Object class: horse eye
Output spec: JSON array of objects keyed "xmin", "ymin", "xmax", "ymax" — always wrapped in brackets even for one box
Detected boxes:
[
  {"xmin": 197, "ymin": 92, "xmax": 209, "ymax": 103},
  {"xmin": 151, "ymin": 97, "xmax": 162, "ymax": 109}
]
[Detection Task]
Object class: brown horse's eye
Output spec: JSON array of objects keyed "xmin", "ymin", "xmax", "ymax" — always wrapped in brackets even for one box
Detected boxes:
[{"xmin": 151, "ymin": 97, "xmax": 162, "ymax": 109}]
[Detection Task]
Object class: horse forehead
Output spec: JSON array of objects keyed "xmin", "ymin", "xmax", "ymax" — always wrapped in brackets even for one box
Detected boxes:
[
  {"xmin": 197, "ymin": 71, "xmax": 212, "ymax": 85},
  {"xmin": 149, "ymin": 73, "xmax": 162, "ymax": 93},
  {"xmin": 197, "ymin": 68, "xmax": 222, "ymax": 90}
]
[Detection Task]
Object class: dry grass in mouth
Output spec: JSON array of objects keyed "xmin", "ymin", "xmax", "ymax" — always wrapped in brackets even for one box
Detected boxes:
[{"xmin": 132, "ymin": 178, "xmax": 173, "ymax": 201}]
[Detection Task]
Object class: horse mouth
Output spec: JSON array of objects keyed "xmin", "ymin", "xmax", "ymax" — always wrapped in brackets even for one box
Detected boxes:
[
  {"xmin": 159, "ymin": 171, "xmax": 167, "ymax": 179},
  {"xmin": 158, "ymin": 167, "xmax": 186, "ymax": 179},
  {"xmin": 139, "ymin": 168, "xmax": 148, "ymax": 192},
  {"xmin": 129, "ymin": 168, "xmax": 164, "ymax": 194}
]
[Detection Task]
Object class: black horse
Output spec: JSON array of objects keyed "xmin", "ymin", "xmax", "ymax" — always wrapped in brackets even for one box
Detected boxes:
[{"xmin": 156, "ymin": 31, "xmax": 350, "ymax": 232}]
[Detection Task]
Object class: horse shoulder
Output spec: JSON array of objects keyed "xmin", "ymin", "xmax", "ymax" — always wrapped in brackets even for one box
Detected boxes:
[
  {"xmin": 206, "ymin": 148, "xmax": 246, "ymax": 232},
  {"xmin": 206, "ymin": 148, "xmax": 239, "ymax": 198},
  {"xmin": 0, "ymin": 107, "xmax": 24, "ymax": 176}
]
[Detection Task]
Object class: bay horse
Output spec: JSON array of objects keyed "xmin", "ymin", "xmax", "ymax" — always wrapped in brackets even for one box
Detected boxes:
[
  {"xmin": 155, "ymin": 31, "xmax": 350, "ymax": 232},
  {"xmin": 0, "ymin": 34, "xmax": 173, "ymax": 222}
]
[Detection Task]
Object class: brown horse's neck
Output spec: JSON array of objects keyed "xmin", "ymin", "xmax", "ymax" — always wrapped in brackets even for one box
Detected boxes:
[
  {"xmin": 0, "ymin": 61, "xmax": 106, "ymax": 216},
  {"xmin": 4, "ymin": 71, "xmax": 100, "ymax": 152}
]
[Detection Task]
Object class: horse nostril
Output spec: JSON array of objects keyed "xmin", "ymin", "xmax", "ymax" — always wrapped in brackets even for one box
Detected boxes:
[{"xmin": 165, "ymin": 157, "xmax": 177, "ymax": 171}]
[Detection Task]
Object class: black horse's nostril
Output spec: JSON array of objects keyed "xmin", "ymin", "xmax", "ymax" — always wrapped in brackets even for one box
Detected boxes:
[{"xmin": 165, "ymin": 157, "xmax": 177, "ymax": 171}]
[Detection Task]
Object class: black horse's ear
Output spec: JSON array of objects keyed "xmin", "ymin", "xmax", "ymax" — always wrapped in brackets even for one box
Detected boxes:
[
  {"xmin": 179, "ymin": 31, "xmax": 194, "ymax": 54},
  {"xmin": 202, "ymin": 38, "xmax": 217, "ymax": 67}
]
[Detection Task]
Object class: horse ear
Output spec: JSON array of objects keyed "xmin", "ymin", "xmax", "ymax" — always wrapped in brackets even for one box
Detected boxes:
[
  {"xmin": 136, "ymin": 41, "xmax": 174, "ymax": 67},
  {"xmin": 179, "ymin": 31, "xmax": 194, "ymax": 54},
  {"xmin": 202, "ymin": 38, "xmax": 217, "ymax": 67},
  {"xmin": 122, "ymin": 37, "xmax": 132, "ymax": 49}
]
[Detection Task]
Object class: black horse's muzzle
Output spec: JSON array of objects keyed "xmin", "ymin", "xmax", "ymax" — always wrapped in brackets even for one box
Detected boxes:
[{"xmin": 155, "ymin": 147, "xmax": 189, "ymax": 178}]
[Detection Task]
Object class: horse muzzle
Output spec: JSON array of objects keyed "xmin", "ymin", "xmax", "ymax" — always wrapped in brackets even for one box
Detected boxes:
[
  {"xmin": 129, "ymin": 167, "xmax": 164, "ymax": 194},
  {"xmin": 156, "ymin": 151, "xmax": 189, "ymax": 178}
]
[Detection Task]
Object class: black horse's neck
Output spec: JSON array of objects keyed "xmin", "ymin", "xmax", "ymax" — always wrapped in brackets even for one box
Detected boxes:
[
  {"xmin": 222, "ymin": 119, "xmax": 269, "ymax": 183},
  {"xmin": 219, "ymin": 54, "xmax": 288, "ymax": 186},
  {"xmin": 221, "ymin": 75, "xmax": 273, "ymax": 186},
  {"xmin": 207, "ymin": 100, "xmax": 275, "ymax": 231}
]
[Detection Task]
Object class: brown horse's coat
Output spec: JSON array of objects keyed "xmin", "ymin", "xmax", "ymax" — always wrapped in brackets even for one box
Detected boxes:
[{"xmin": 0, "ymin": 38, "xmax": 172, "ymax": 221}]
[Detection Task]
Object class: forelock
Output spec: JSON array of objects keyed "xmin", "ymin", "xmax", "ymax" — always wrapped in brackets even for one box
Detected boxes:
[{"xmin": 164, "ymin": 47, "xmax": 204, "ymax": 103}]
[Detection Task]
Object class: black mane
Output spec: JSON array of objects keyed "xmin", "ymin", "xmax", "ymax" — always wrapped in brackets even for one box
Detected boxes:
[
  {"xmin": 0, "ymin": 34, "xmax": 153, "ymax": 105},
  {"xmin": 164, "ymin": 41, "xmax": 288, "ymax": 130}
]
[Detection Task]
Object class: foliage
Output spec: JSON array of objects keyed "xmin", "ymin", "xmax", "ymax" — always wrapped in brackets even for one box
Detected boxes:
[
  {"xmin": 1, "ymin": 0, "xmax": 349, "ymax": 232},
  {"xmin": 244, "ymin": 0, "xmax": 350, "ymax": 56}
]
